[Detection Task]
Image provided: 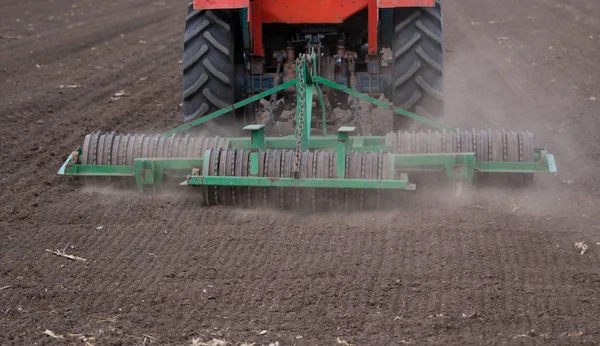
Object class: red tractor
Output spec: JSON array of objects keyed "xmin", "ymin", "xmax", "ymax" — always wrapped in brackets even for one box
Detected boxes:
[{"xmin": 182, "ymin": 0, "xmax": 443, "ymax": 133}]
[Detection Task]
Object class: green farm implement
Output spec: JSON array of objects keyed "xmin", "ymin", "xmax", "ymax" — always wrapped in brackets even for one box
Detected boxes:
[{"xmin": 58, "ymin": 54, "xmax": 556, "ymax": 209}]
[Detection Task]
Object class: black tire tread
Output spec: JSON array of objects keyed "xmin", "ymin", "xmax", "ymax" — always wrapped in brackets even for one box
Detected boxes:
[
  {"xmin": 182, "ymin": 3, "xmax": 234, "ymax": 123},
  {"xmin": 392, "ymin": 0, "xmax": 444, "ymax": 131}
]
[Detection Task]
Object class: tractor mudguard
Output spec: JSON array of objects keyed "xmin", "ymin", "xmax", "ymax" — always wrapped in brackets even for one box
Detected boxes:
[{"xmin": 193, "ymin": 0, "xmax": 435, "ymax": 11}]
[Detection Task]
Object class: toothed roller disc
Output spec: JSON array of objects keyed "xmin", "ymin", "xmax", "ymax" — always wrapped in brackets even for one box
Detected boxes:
[
  {"xmin": 120, "ymin": 134, "xmax": 129, "ymax": 166},
  {"xmin": 475, "ymin": 130, "xmax": 488, "ymax": 162},
  {"xmin": 125, "ymin": 134, "xmax": 135, "ymax": 166},
  {"xmin": 110, "ymin": 134, "xmax": 122, "ymax": 165},
  {"xmin": 82, "ymin": 134, "xmax": 91, "ymax": 165},
  {"xmin": 460, "ymin": 130, "xmax": 473, "ymax": 154},
  {"xmin": 141, "ymin": 135, "xmax": 150, "ymax": 159},
  {"xmin": 397, "ymin": 131, "xmax": 410, "ymax": 154},
  {"xmin": 296, "ymin": 151, "xmax": 308, "ymax": 209},
  {"xmin": 83, "ymin": 131, "xmax": 99, "ymax": 184},
  {"xmin": 415, "ymin": 131, "xmax": 427, "ymax": 154},
  {"xmin": 310, "ymin": 150, "xmax": 318, "ymax": 211},
  {"xmin": 234, "ymin": 148, "xmax": 244, "ymax": 204},
  {"xmin": 269, "ymin": 150, "xmax": 281, "ymax": 209},
  {"xmin": 96, "ymin": 133, "xmax": 106, "ymax": 166},
  {"xmin": 230, "ymin": 148, "xmax": 239, "ymax": 204},
  {"xmin": 177, "ymin": 135, "xmax": 187, "ymax": 158},
  {"xmin": 430, "ymin": 131, "xmax": 442, "ymax": 154},
  {"xmin": 149, "ymin": 135, "xmax": 159, "ymax": 158},
  {"xmin": 506, "ymin": 131, "xmax": 519, "ymax": 162},
  {"xmin": 185, "ymin": 136, "xmax": 196, "ymax": 157},
  {"xmin": 147, "ymin": 134, "xmax": 157, "ymax": 159},
  {"xmin": 155, "ymin": 135, "xmax": 165, "ymax": 159},
  {"xmin": 241, "ymin": 150, "xmax": 251, "ymax": 207},
  {"xmin": 304, "ymin": 151, "xmax": 314, "ymax": 210},
  {"xmin": 376, "ymin": 150, "xmax": 384, "ymax": 209},
  {"xmin": 215, "ymin": 148, "xmax": 227, "ymax": 204},
  {"xmin": 314, "ymin": 150, "xmax": 327, "ymax": 211},
  {"xmin": 281, "ymin": 150, "xmax": 293, "ymax": 209},
  {"xmin": 105, "ymin": 132, "xmax": 116, "ymax": 165},
  {"xmin": 362, "ymin": 152, "xmax": 374, "ymax": 210},
  {"xmin": 208, "ymin": 148, "xmax": 221, "ymax": 205},
  {"xmin": 386, "ymin": 132, "xmax": 397, "ymax": 153},
  {"xmin": 520, "ymin": 131, "xmax": 535, "ymax": 186},
  {"xmin": 134, "ymin": 134, "xmax": 145, "ymax": 162},
  {"xmin": 330, "ymin": 151, "xmax": 344, "ymax": 210},
  {"xmin": 347, "ymin": 151, "xmax": 362, "ymax": 210},
  {"xmin": 251, "ymin": 151, "xmax": 263, "ymax": 207}
]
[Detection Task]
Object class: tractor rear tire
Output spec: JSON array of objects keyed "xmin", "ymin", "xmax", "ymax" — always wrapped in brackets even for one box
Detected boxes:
[
  {"xmin": 392, "ymin": 0, "xmax": 444, "ymax": 131},
  {"xmin": 182, "ymin": 3, "xmax": 236, "ymax": 132}
]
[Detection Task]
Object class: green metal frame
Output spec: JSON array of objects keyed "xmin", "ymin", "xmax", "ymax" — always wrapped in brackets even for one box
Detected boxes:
[{"xmin": 58, "ymin": 53, "xmax": 557, "ymax": 192}]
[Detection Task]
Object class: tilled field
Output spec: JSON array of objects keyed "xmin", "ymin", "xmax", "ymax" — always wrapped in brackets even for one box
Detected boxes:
[{"xmin": 1, "ymin": 0, "xmax": 600, "ymax": 345}]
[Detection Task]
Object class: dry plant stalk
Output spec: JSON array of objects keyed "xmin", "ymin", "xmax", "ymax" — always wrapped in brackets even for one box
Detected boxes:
[
  {"xmin": 43, "ymin": 330, "xmax": 64, "ymax": 339},
  {"xmin": 189, "ymin": 339, "xmax": 228, "ymax": 346},
  {"xmin": 574, "ymin": 242, "xmax": 588, "ymax": 255},
  {"xmin": 45, "ymin": 249, "xmax": 88, "ymax": 262},
  {"xmin": 336, "ymin": 338, "xmax": 353, "ymax": 346},
  {"xmin": 96, "ymin": 317, "xmax": 117, "ymax": 323}
]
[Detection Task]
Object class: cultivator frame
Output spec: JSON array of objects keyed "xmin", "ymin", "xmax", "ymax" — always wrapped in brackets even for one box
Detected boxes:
[{"xmin": 58, "ymin": 54, "xmax": 556, "ymax": 207}]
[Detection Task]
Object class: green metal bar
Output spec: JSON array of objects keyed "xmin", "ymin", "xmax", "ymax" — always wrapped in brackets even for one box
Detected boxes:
[
  {"xmin": 134, "ymin": 159, "xmax": 157, "ymax": 191},
  {"xmin": 465, "ymin": 154, "xmax": 475, "ymax": 183},
  {"xmin": 392, "ymin": 154, "xmax": 554, "ymax": 173},
  {"xmin": 250, "ymin": 151, "xmax": 259, "ymax": 175},
  {"xmin": 310, "ymin": 53, "xmax": 327, "ymax": 135},
  {"xmin": 303, "ymin": 57, "xmax": 314, "ymax": 85},
  {"xmin": 387, "ymin": 153, "xmax": 396, "ymax": 179},
  {"xmin": 302, "ymin": 84, "xmax": 314, "ymax": 151},
  {"xmin": 315, "ymin": 84, "xmax": 327, "ymax": 135},
  {"xmin": 393, "ymin": 154, "xmax": 472, "ymax": 166},
  {"xmin": 163, "ymin": 79, "xmax": 296, "ymax": 137},
  {"xmin": 60, "ymin": 158, "xmax": 203, "ymax": 176},
  {"xmin": 313, "ymin": 76, "xmax": 456, "ymax": 132},
  {"xmin": 57, "ymin": 152, "xmax": 75, "ymax": 175},
  {"xmin": 546, "ymin": 153, "xmax": 557, "ymax": 173},
  {"xmin": 202, "ymin": 150, "xmax": 211, "ymax": 177},
  {"xmin": 351, "ymin": 146, "xmax": 392, "ymax": 152},
  {"xmin": 474, "ymin": 161, "xmax": 552, "ymax": 173},
  {"xmin": 336, "ymin": 127, "xmax": 354, "ymax": 178},
  {"xmin": 214, "ymin": 138, "xmax": 556, "ymax": 152},
  {"xmin": 229, "ymin": 136, "xmax": 388, "ymax": 149},
  {"xmin": 266, "ymin": 136, "xmax": 386, "ymax": 149},
  {"xmin": 244, "ymin": 125, "xmax": 265, "ymax": 176},
  {"xmin": 244, "ymin": 125, "xmax": 265, "ymax": 150},
  {"xmin": 63, "ymin": 164, "xmax": 134, "ymax": 176},
  {"xmin": 186, "ymin": 176, "xmax": 411, "ymax": 189}
]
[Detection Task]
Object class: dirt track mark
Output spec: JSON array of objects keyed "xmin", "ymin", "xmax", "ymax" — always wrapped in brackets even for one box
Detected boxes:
[
  {"xmin": 1, "ymin": 11, "xmax": 183, "ymax": 113},
  {"xmin": 1, "ymin": 2, "xmax": 178, "ymax": 66}
]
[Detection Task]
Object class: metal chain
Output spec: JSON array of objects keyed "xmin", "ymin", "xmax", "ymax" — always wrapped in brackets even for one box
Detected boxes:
[{"xmin": 293, "ymin": 54, "xmax": 307, "ymax": 176}]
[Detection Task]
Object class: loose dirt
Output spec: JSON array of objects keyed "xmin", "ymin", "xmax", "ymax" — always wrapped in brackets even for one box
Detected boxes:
[{"xmin": 1, "ymin": 0, "xmax": 600, "ymax": 345}]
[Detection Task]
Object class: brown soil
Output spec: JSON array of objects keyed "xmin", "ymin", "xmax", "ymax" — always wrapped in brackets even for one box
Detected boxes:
[{"xmin": 1, "ymin": 0, "xmax": 600, "ymax": 345}]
